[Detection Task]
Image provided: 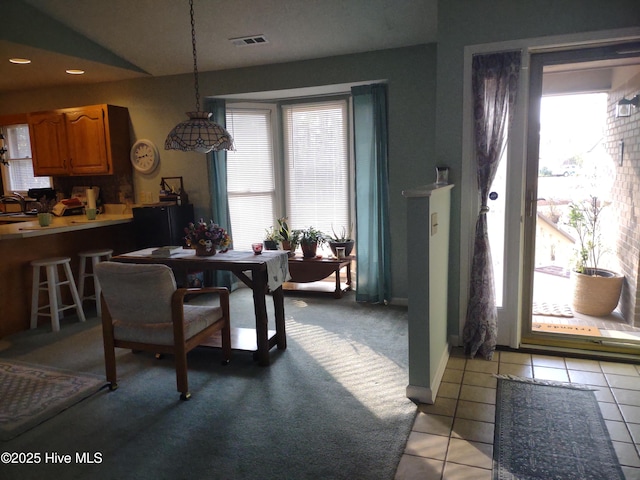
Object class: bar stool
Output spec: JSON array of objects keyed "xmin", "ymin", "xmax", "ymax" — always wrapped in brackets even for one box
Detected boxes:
[
  {"xmin": 30, "ymin": 256, "xmax": 86, "ymax": 332},
  {"xmin": 78, "ymin": 248, "xmax": 113, "ymax": 317}
]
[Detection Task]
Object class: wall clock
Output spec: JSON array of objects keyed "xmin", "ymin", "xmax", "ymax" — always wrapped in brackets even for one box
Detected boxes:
[{"xmin": 130, "ymin": 139, "xmax": 159, "ymax": 173}]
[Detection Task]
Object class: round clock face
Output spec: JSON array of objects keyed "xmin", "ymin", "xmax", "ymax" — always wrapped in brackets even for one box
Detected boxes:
[{"xmin": 130, "ymin": 139, "xmax": 159, "ymax": 173}]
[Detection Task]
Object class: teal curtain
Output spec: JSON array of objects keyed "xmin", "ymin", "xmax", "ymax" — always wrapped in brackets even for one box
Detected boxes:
[
  {"xmin": 351, "ymin": 84, "xmax": 391, "ymax": 303},
  {"xmin": 205, "ymin": 98, "xmax": 237, "ymax": 290}
]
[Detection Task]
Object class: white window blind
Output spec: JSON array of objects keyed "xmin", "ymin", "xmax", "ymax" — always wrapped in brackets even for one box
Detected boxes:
[
  {"xmin": 225, "ymin": 108, "xmax": 276, "ymax": 250},
  {"xmin": 1, "ymin": 124, "xmax": 51, "ymax": 193},
  {"xmin": 282, "ymin": 100, "xmax": 349, "ymax": 235}
]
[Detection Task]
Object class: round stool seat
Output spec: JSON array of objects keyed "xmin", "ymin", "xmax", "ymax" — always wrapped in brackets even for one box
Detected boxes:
[
  {"xmin": 79, "ymin": 249, "xmax": 114, "ymax": 258},
  {"xmin": 30, "ymin": 256, "xmax": 86, "ymax": 332},
  {"xmin": 31, "ymin": 256, "xmax": 72, "ymax": 267}
]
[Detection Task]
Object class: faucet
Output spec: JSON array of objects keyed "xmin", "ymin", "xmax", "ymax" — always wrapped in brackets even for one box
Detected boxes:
[{"xmin": 0, "ymin": 192, "xmax": 27, "ymax": 213}]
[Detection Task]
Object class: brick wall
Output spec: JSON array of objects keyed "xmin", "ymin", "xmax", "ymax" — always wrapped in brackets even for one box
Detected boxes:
[{"xmin": 605, "ymin": 81, "xmax": 640, "ymax": 327}]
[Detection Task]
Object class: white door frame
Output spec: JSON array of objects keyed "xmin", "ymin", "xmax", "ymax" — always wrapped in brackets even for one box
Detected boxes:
[{"xmin": 458, "ymin": 27, "xmax": 640, "ymax": 349}]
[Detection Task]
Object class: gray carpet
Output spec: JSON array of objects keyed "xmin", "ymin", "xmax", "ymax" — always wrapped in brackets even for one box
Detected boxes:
[
  {"xmin": 493, "ymin": 377, "xmax": 624, "ymax": 480},
  {"xmin": 0, "ymin": 288, "xmax": 415, "ymax": 480}
]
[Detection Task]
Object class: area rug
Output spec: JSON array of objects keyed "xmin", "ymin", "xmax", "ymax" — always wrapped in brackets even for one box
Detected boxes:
[
  {"xmin": 493, "ymin": 377, "xmax": 624, "ymax": 480},
  {"xmin": 532, "ymin": 322, "xmax": 601, "ymax": 336},
  {"xmin": 0, "ymin": 360, "xmax": 105, "ymax": 441},
  {"xmin": 532, "ymin": 301, "xmax": 573, "ymax": 317}
]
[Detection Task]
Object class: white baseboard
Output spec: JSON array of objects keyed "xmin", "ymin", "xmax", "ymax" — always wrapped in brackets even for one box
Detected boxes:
[{"xmin": 406, "ymin": 344, "xmax": 450, "ymax": 405}]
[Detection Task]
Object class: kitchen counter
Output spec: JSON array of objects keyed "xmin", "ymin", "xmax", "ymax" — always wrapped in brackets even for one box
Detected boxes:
[
  {"xmin": 0, "ymin": 213, "xmax": 137, "ymax": 338},
  {"xmin": 0, "ymin": 213, "xmax": 133, "ymax": 240}
]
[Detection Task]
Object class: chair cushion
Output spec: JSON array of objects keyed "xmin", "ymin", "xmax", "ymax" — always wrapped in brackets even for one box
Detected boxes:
[
  {"xmin": 113, "ymin": 304, "xmax": 224, "ymax": 345},
  {"xmin": 96, "ymin": 262, "xmax": 176, "ymax": 325}
]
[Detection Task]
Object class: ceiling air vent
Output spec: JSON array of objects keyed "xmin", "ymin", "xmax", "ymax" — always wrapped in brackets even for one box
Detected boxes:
[{"xmin": 230, "ymin": 35, "xmax": 269, "ymax": 47}]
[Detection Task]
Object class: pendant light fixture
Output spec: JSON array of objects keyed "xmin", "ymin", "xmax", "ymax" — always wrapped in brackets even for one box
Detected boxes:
[{"xmin": 165, "ymin": 0, "xmax": 234, "ymax": 153}]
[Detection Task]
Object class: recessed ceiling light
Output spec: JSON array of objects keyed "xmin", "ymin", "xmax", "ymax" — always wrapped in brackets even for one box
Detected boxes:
[
  {"xmin": 65, "ymin": 69, "xmax": 85, "ymax": 75},
  {"xmin": 9, "ymin": 58, "xmax": 31, "ymax": 64}
]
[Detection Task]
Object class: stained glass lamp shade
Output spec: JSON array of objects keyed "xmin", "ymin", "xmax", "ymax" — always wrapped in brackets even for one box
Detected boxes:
[{"xmin": 165, "ymin": 111, "xmax": 234, "ymax": 153}]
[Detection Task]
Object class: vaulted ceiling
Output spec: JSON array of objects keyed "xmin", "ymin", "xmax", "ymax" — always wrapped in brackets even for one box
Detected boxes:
[{"xmin": 1, "ymin": 0, "xmax": 438, "ymax": 93}]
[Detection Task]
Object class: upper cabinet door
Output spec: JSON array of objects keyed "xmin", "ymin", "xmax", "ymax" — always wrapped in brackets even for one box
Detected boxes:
[
  {"xmin": 28, "ymin": 104, "xmax": 130, "ymax": 177},
  {"xmin": 28, "ymin": 111, "xmax": 69, "ymax": 176},
  {"xmin": 65, "ymin": 106, "xmax": 110, "ymax": 175}
]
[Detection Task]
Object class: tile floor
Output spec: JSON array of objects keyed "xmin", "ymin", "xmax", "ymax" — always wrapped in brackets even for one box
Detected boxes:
[{"xmin": 394, "ymin": 348, "xmax": 640, "ymax": 480}]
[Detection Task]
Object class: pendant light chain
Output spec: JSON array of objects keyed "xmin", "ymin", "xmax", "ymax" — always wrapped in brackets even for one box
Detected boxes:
[{"xmin": 189, "ymin": 0, "xmax": 200, "ymax": 112}]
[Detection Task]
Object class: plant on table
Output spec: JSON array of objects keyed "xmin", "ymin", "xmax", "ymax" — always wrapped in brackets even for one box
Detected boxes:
[
  {"xmin": 263, "ymin": 226, "xmax": 281, "ymax": 250},
  {"xmin": 184, "ymin": 219, "xmax": 231, "ymax": 254},
  {"xmin": 277, "ymin": 217, "xmax": 298, "ymax": 251},
  {"xmin": 35, "ymin": 196, "xmax": 56, "ymax": 214},
  {"xmin": 294, "ymin": 226, "xmax": 327, "ymax": 258},
  {"xmin": 328, "ymin": 224, "xmax": 355, "ymax": 257}
]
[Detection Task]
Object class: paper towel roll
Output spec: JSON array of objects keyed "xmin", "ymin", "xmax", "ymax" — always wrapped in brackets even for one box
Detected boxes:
[{"xmin": 86, "ymin": 188, "xmax": 97, "ymax": 210}]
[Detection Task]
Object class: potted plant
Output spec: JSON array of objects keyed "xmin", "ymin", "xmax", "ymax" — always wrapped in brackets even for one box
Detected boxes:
[
  {"xmin": 328, "ymin": 225, "xmax": 355, "ymax": 257},
  {"xmin": 263, "ymin": 226, "xmax": 280, "ymax": 250},
  {"xmin": 567, "ymin": 196, "xmax": 623, "ymax": 316},
  {"xmin": 35, "ymin": 195, "xmax": 55, "ymax": 227},
  {"xmin": 184, "ymin": 219, "xmax": 231, "ymax": 256},
  {"xmin": 294, "ymin": 226, "xmax": 327, "ymax": 258},
  {"xmin": 277, "ymin": 217, "xmax": 294, "ymax": 251}
]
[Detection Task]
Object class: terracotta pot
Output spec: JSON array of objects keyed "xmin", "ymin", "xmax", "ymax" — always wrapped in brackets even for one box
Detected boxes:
[
  {"xmin": 571, "ymin": 268, "xmax": 623, "ymax": 316},
  {"xmin": 195, "ymin": 244, "xmax": 217, "ymax": 257},
  {"xmin": 301, "ymin": 242, "xmax": 317, "ymax": 258}
]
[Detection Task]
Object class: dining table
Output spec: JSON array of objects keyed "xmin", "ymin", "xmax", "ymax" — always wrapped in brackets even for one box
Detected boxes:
[{"xmin": 112, "ymin": 248, "xmax": 290, "ymax": 366}]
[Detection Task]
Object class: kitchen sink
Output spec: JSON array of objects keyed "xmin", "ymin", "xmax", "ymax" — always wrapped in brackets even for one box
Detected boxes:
[
  {"xmin": 0, "ymin": 212, "xmax": 37, "ymax": 222},
  {"xmin": 0, "ymin": 212, "xmax": 37, "ymax": 218}
]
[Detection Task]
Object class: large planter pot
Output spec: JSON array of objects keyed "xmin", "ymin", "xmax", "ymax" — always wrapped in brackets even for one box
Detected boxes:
[
  {"xmin": 329, "ymin": 240, "xmax": 354, "ymax": 257},
  {"xmin": 571, "ymin": 268, "xmax": 623, "ymax": 316},
  {"xmin": 300, "ymin": 242, "xmax": 317, "ymax": 258}
]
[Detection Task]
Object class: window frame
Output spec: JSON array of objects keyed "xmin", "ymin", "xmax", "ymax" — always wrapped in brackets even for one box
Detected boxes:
[
  {"xmin": 0, "ymin": 123, "xmax": 52, "ymax": 195},
  {"xmin": 225, "ymin": 95, "xmax": 355, "ymax": 251},
  {"xmin": 225, "ymin": 103, "xmax": 282, "ymax": 250}
]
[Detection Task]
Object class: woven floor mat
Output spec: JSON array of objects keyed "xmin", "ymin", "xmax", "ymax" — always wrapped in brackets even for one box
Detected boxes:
[{"xmin": 532, "ymin": 301, "xmax": 573, "ymax": 317}]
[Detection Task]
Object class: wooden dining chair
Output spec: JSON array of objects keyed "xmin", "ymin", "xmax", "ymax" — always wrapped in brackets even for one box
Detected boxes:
[{"xmin": 95, "ymin": 261, "xmax": 231, "ymax": 400}]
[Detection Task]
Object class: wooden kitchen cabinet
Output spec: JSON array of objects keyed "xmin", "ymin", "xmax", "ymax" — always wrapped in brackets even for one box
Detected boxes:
[{"xmin": 28, "ymin": 104, "xmax": 131, "ymax": 176}]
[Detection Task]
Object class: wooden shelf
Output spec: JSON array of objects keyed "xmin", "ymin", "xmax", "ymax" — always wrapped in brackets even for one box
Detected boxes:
[
  {"xmin": 199, "ymin": 327, "xmax": 277, "ymax": 352},
  {"xmin": 283, "ymin": 280, "xmax": 351, "ymax": 298},
  {"xmin": 284, "ymin": 255, "xmax": 352, "ymax": 298}
]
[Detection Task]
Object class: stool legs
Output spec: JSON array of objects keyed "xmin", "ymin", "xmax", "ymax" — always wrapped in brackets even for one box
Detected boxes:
[
  {"xmin": 46, "ymin": 264, "xmax": 62, "ymax": 332},
  {"xmin": 64, "ymin": 261, "xmax": 86, "ymax": 323},
  {"xmin": 30, "ymin": 257, "xmax": 86, "ymax": 332},
  {"xmin": 30, "ymin": 264, "xmax": 41, "ymax": 330},
  {"xmin": 92, "ymin": 256, "xmax": 103, "ymax": 317},
  {"xmin": 78, "ymin": 255, "xmax": 87, "ymax": 301},
  {"xmin": 78, "ymin": 250, "xmax": 112, "ymax": 317}
]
